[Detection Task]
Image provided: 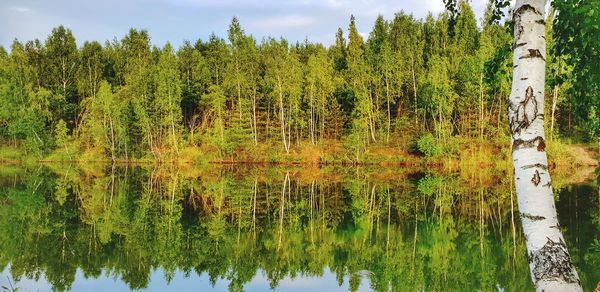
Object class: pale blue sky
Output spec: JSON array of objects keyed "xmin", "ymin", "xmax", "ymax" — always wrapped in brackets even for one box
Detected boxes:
[{"xmin": 0, "ymin": 0, "xmax": 492, "ymax": 49}]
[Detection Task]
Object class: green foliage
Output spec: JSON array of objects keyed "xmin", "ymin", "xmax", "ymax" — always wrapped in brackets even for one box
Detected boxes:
[
  {"xmin": 78, "ymin": 81, "xmax": 126, "ymax": 159},
  {"xmin": 489, "ymin": 0, "xmax": 511, "ymax": 24},
  {"xmin": 201, "ymin": 85, "xmax": 229, "ymax": 155},
  {"xmin": 153, "ymin": 42, "xmax": 183, "ymax": 157},
  {"xmin": 45, "ymin": 26, "xmax": 78, "ymax": 109},
  {"xmin": 416, "ymin": 133, "xmax": 443, "ymax": 157},
  {"xmin": 552, "ymin": 0, "xmax": 600, "ymax": 141},
  {"xmin": 54, "ymin": 119, "xmax": 69, "ymax": 146},
  {"xmin": 417, "ymin": 175, "xmax": 444, "ymax": 196},
  {"xmin": 0, "ymin": 2, "xmax": 595, "ymax": 162}
]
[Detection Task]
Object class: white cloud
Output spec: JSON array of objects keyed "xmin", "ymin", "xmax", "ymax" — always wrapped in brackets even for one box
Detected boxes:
[
  {"xmin": 250, "ymin": 15, "xmax": 317, "ymax": 29},
  {"xmin": 167, "ymin": 0, "xmax": 265, "ymax": 8},
  {"xmin": 0, "ymin": 0, "xmax": 502, "ymax": 48},
  {"xmin": 327, "ymin": 0, "xmax": 343, "ymax": 7},
  {"xmin": 11, "ymin": 6, "xmax": 31, "ymax": 13}
]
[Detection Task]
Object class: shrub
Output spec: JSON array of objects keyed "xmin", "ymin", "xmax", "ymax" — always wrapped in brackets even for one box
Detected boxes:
[{"xmin": 416, "ymin": 133, "xmax": 443, "ymax": 157}]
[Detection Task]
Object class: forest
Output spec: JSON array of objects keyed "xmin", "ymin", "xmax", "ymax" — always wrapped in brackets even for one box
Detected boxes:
[
  {"xmin": 0, "ymin": 1, "xmax": 598, "ymax": 164},
  {"xmin": 1, "ymin": 0, "xmax": 600, "ymax": 291}
]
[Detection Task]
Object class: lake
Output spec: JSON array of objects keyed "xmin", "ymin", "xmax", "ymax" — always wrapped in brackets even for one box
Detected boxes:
[{"xmin": 0, "ymin": 164, "xmax": 598, "ymax": 291}]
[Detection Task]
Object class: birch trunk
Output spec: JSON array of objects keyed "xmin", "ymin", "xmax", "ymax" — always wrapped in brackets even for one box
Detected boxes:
[
  {"xmin": 277, "ymin": 77, "xmax": 289, "ymax": 153},
  {"xmin": 252, "ymin": 88, "xmax": 258, "ymax": 145},
  {"xmin": 411, "ymin": 55, "xmax": 418, "ymax": 125},
  {"xmin": 550, "ymin": 84, "xmax": 558, "ymax": 141},
  {"xmin": 109, "ymin": 117, "xmax": 116, "ymax": 163},
  {"xmin": 509, "ymin": 1, "xmax": 581, "ymax": 291}
]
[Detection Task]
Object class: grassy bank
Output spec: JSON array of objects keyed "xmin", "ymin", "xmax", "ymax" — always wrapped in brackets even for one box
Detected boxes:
[{"xmin": 2, "ymin": 137, "xmax": 598, "ymax": 175}]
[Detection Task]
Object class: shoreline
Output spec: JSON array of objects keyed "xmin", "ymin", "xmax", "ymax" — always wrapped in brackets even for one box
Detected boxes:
[{"xmin": 1, "ymin": 141, "xmax": 598, "ymax": 169}]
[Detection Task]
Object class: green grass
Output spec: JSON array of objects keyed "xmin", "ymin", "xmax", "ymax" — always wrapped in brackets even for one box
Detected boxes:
[
  {"xmin": 2, "ymin": 136, "xmax": 597, "ymax": 173},
  {"xmin": 0, "ymin": 146, "xmax": 26, "ymax": 162}
]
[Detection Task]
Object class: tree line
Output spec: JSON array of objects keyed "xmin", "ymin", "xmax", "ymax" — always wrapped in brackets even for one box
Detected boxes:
[{"xmin": 0, "ymin": 1, "xmax": 593, "ymax": 162}]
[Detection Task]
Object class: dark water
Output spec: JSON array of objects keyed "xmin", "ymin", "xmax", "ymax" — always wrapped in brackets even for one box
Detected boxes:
[{"xmin": 0, "ymin": 165, "xmax": 598, "ymax": 291}]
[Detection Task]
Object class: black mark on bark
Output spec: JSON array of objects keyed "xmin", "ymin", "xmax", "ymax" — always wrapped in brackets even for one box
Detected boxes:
[
  {"xmin": 529, "ymin": 237, "xmax": 580, "ymax": 284},
  {"xmin": 513, "ymin": 4, "xmax": 541, "ymax": 46},
  {"xmin": 513, "ymin": 136, "xmax": 546, "ymax": 152},
  {"xmin": 515, "ymin": 4, "xmax": 543, "ymax": 17},
  {"xmin": 535, "ymin": 19, "xmax": 546, "ymax": 25},
  {"xmin": 537, "ymin": 138, "xmax": 546, "ymax": 151},
  {"xmin": 509, "ymin": 86, "xmax": 545, "ymax": 136},
  {"xmin": 516, "ymin": 25, "xmax": 525, "ymax": 41},
  {"xmin": 515, "ymin": 42, "xmax": 527, "ymax": 49},
  {"xmin": 521, "ymin": 77, "xmax": 529, "ymax": 80},
  {"xmin": 542, "ymin": 181, "xmax": 552, "ymax": 188},
  {"xmin": 521, "ymin": 163, "xmax": 548, "ymax": 171},
  {"xmin": 532, "ymin": 170, "xmax": 541, "ymax": 186},
  {"xmin": 519, "ymin": 49, "xmax": 546, "ymax": 61},
  {"xmin": 522, "ymin": 213, "xmax": 546, "ymax": 221}
]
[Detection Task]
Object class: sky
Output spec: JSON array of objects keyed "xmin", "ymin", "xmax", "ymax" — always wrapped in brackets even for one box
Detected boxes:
[{"xmin": 0, "ymin": 0, "xmax": 492, "ymax": 49}]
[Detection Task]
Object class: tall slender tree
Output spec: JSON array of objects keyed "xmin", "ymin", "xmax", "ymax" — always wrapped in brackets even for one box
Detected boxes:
[
  {"xmin": 305, "ymin": 45, "xmax": 336, "ymax": 144},
  {"xmin": 390, "ymin": 12, "xmax": 424, "ymax": 127},
  {"xmin": 45, "ymin": 26, "xmax": 79, "ymax": 125},
  {"xmin": 262, "ymin": 38, "xmax": 302, "ymax": 153},
  {"xmin": 154, "ymin": 43, "xmax": 183, "ymax": 158},
  {"xmin": 78, "ymin": 41, "xmax": 104, "ymax": 101},
  {"xmin": 366, "ymin": 15, "xmax": 394, "ymax": 142},
  {"xmin": 508, "ymin": 0, "xmax": 581, "ymax": 290},
  {"xmin": 347, "ymin": 15, "xmax": 376, "ymax": 144},
  {"xmin": 177, "ymin": 40, "xmax": 209, "ymax": 134},
  {"xmin": 120, "ymin": 29, "xmax": 154, "ymax": 158}
]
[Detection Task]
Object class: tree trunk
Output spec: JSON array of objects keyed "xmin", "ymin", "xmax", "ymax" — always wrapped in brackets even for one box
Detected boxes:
[
  {"xmin": 277, "ymin": 77, "xmax": 289, "ymax": 153},
  {"xmin": 509, "ymin": 1, "xmax": 581, "ymax": 291},
  {"xmin": 368, "ymin": 91, "xmax": 377, "ymax": 143},
  {"xmin": 309, "ymin": 83, "xmax": 316, "ymax": 145},
  {"xmin": 321, "ymin": 96, "xmax": 326, "ymax": 141},
  {"xmin": 411, "ymin": 56, "xmax": 418, "ymax": 126},
  {"xmin": 109, "ymin": 117, "xmax": 116, "ymax": 163},
  {"xmin": 479, "ymin": 73, "xmax": 484, "ymax": 141},
  {"xmin": 237, "ymin": 77, "xmax": 242, "ymax": 122},
  {"xmin": 251, "ymin": 87, "xmax": 258, "ymax": 145},
  {"xmin": 385, "ymin": 74, "xmax": 391, "ymax": 143},
  {"xmin": 169, "ymin": 91, "xmax": 178, "ymax": 157},
  {"xmin": 550, "ymin": 84, "xmax": 558, "ymax": 141}
]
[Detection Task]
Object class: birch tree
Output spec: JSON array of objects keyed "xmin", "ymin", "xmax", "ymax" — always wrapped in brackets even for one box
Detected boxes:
[
  {"xmin": 305, "ymin": 45, "xmax": 335, "ymax": 144},
  {"xmin": 78, "ymin": 41, "xmax": 103, "ymax": 100},
  {"xmin": 508, "ymin": 0, "xmax": 581, "ymax": 290},
  {"xmin": 79, "ymin": 81, "xmax": 124, "ymax": 162},
  {"xmin": 154, "ymin": 42, "xmax": 183, "ymax": 158},
  {"xmin": 177, "ymin": 41, "xmax": 210, "ymax": 134},
  {"xmin": 45, "ymin": 26, "xmax": 78, "ymax": 110},
  {"xmin": 121, "ymin": 29, "xmax": 154, "ymax": 158},
  {"xmin": 263, "ymin": 38, "xmax": 302, "ymax": 153},
  {"xmin": 390, "ymin": 12, "xmax": 424, "ymax": 127},
  {"xmin": 347, "ymin": 16, "xmax": 376, "ymax": 144}
]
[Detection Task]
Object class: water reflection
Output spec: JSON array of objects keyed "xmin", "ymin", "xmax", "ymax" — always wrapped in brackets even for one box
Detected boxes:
[{"xmin": 0, "ymin": 164, "xmax": 597, "ymax": 291}]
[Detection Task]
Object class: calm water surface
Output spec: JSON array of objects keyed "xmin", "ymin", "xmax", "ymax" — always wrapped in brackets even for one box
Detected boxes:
[{"xmin": 0, "ymin": 165, "xmax": 598, "ymax": 291}]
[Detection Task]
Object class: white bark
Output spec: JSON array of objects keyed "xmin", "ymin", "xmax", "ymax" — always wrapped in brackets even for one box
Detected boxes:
[
  {"xmin": 277, "ymin": 77, "xmax": 290, "ymax": 153},
  {"xmin": 509, "ymin": 1, "xmax": 581, "ymax": 291},
  {"xmin": 550, "ymin": 84, "xmax": 558, "ymax": 141}
]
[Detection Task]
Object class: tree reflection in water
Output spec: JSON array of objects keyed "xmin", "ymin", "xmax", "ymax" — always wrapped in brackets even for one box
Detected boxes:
[{"xmin": 0, "ymin": 165, "xmax": 598, "ymax": 291}]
